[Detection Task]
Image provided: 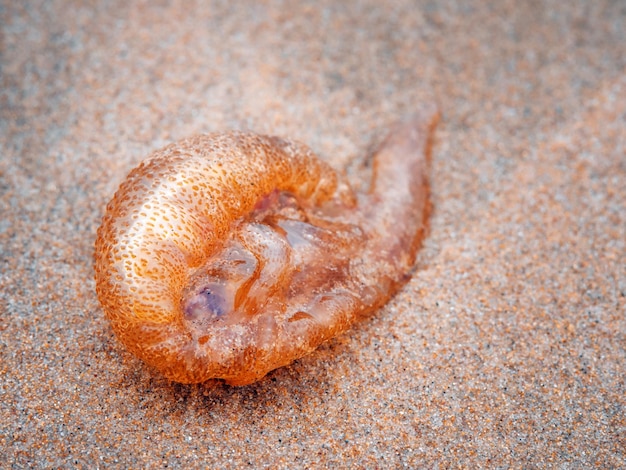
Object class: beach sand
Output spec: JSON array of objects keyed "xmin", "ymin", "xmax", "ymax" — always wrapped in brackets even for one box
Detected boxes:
[{"xmin": 2, "ymin": 1, "xmax": 624, "ymax": 467}]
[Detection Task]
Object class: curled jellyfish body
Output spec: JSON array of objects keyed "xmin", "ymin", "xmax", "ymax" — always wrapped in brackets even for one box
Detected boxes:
[{"xmin": 94, "ymin": 105, "xmax": 439, "ymax": 385}]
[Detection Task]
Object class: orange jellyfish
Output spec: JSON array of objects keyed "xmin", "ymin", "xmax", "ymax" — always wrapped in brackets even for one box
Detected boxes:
[{"xmin": 94, "ymin": 104, "xmax": 439, "ymax": 385}]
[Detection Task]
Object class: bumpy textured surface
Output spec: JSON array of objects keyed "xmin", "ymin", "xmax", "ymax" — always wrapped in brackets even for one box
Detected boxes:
[{"xmin": 94, "ymin": 110, "xmax": 437, "ymax": 384}]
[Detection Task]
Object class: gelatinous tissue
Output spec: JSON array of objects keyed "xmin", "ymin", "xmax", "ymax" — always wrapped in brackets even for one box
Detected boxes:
[{"xmin": 94, "ymin": 104, "xmax": 439, "ymax": 385}]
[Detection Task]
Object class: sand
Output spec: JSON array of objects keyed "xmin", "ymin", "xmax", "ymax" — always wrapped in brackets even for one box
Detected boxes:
[{"xmin": 1, "ymin": 0, "xmax": 624, "ymax": 467}]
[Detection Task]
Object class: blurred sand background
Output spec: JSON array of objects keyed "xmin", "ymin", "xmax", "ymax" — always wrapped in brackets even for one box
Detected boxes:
[{"xmin": 1, "ymin": 0, "xmax": 624, "ymax": 467}]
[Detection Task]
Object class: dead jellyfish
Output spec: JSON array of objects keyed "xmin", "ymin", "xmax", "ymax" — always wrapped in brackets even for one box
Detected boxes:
[{"xmin": 94, "ymin": 105, "xmax": 439, "ymax": 385}]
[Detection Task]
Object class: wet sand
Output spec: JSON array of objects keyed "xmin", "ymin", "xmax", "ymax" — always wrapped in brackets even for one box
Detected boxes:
[{"xmin": 2, "ymin": 1, "xmax": 624, "ymax": 467}]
